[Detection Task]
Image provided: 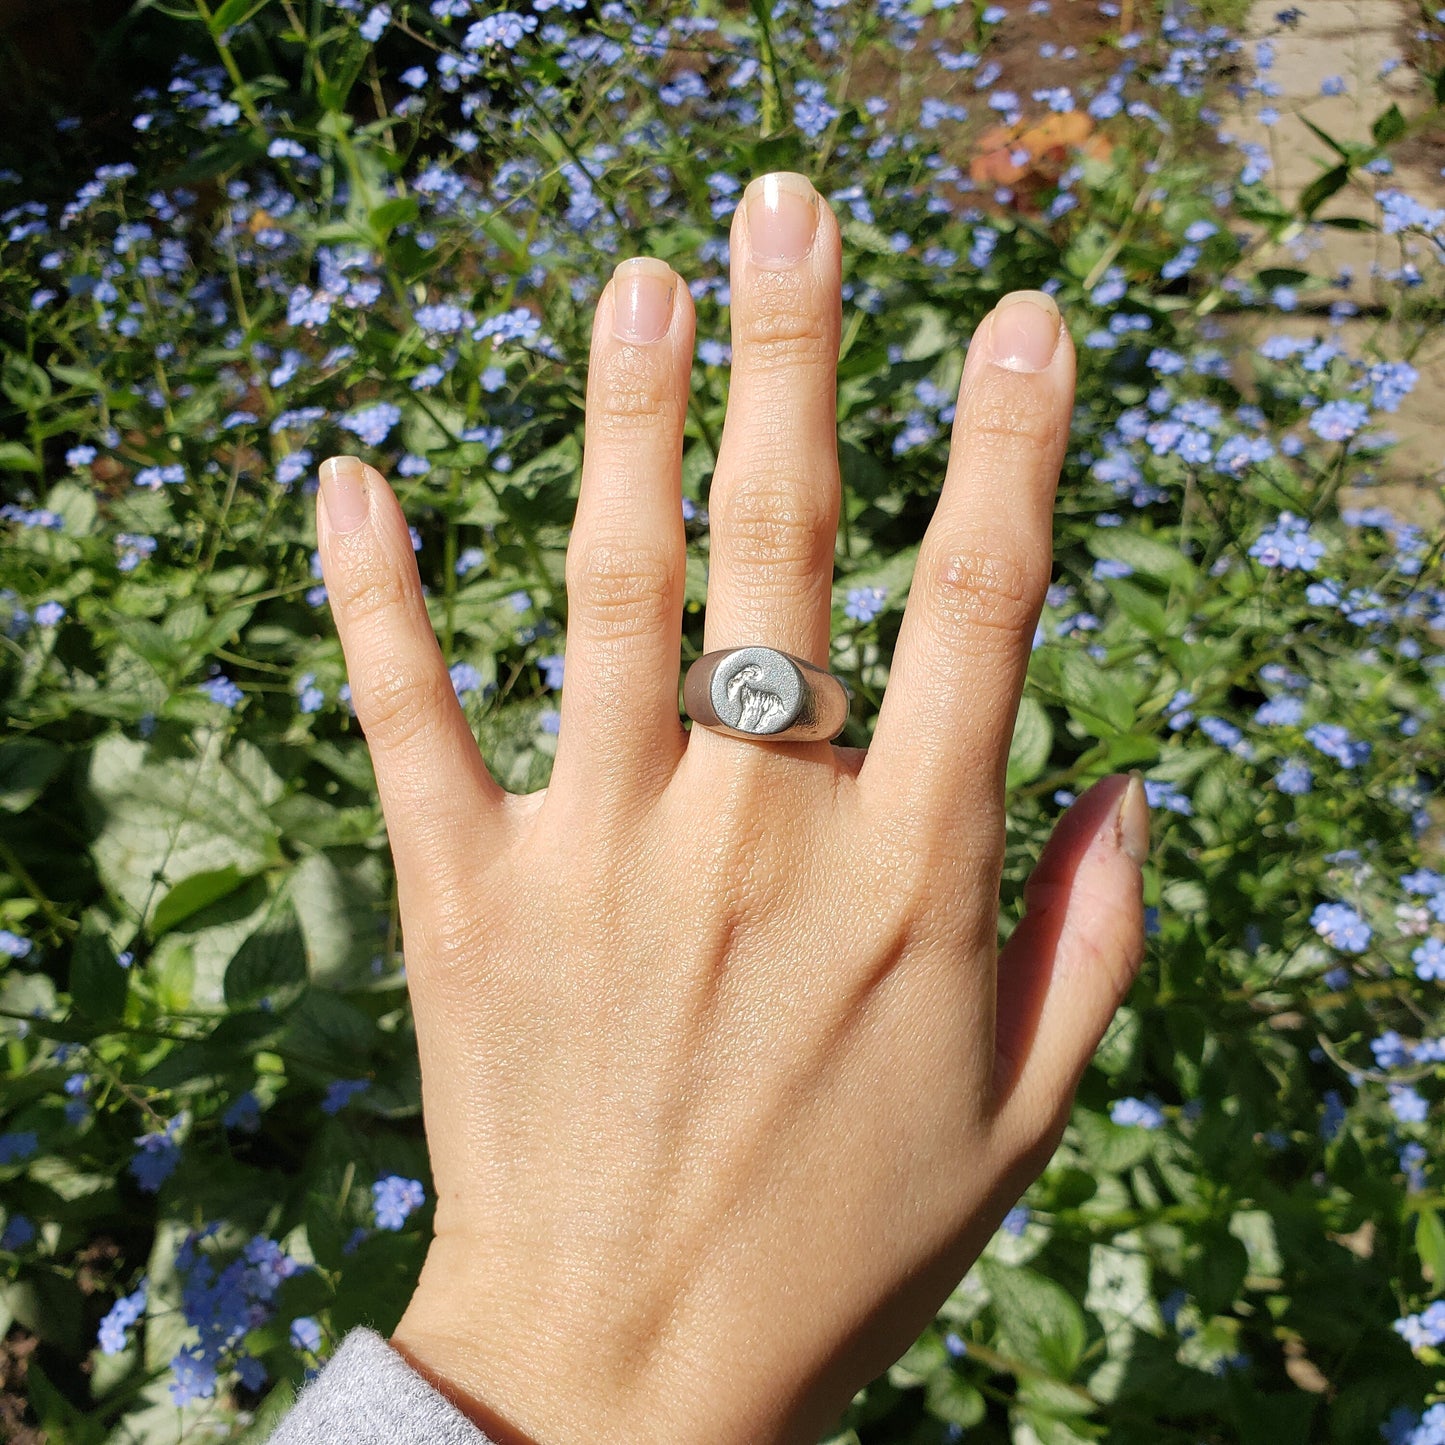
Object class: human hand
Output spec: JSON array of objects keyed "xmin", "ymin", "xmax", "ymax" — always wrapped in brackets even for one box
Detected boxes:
[{"xmin": 312, "ymin": 171, "xmax": 1148, "ymax": 1445}]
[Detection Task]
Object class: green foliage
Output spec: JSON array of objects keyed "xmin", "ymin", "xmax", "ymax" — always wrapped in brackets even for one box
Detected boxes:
[{"xmin": 0, "ymin": 0, "xmax": 1443, "ymax": 1441}]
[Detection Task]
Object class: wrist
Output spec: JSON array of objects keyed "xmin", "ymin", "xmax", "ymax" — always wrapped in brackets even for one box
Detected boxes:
[{"xmin": 391, "ymin": 1238, "xmax": 829, "ymax": 1445}]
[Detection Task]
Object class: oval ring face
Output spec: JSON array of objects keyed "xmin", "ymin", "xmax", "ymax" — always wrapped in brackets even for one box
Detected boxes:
[{"xmin": 709, "ymin": 646, "xmax": 804, "ymax": 734}]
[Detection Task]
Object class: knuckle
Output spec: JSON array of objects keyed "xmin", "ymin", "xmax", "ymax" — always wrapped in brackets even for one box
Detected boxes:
[
  {"xmin": 716, "ymin": 483, "xmax": 835, "ymax": 583},
  {"xmin": 922, "ymin": 540, "xmax": 1046, "ymax": 645},
  {"xmin": 735, "ymin": 283, "xmax": 837, "ymax": 371},
  {"xmin": 960, "ymin": 377, "xmax": 1066, "ymax": 462},
  {"xmin": 566, "ymin": 535, "xmax": 680, "ymax": 638},
  {"xmin": 329, "ymin": 553, "xmax": 412, "ymax": 625},
  {"xmin": 589, "ymin": 348, "xmax": 680, "ymax": 434},
  {"xmin": 355, "ymin": 654, "xmax": 450, "ymax": 752}
]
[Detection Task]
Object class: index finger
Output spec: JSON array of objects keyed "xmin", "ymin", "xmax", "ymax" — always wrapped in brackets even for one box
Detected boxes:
[{"xmin": 858, "ymin": 292, "xmax": 1075, "ymax": 852}]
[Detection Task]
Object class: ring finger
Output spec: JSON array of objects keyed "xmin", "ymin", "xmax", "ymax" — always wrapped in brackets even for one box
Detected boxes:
[{"xmin": 692, "ymin": 172, "xmax": 843, "ymax": 760}]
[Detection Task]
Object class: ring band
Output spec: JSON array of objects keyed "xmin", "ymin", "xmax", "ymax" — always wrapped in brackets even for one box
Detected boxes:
[{"xmin": 683, "ymin": 646, "xmax": 852, "ymax": 743}]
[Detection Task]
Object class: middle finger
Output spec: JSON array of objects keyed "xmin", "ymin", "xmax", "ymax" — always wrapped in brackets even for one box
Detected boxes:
[{"xmin": 697, "ymin": 173, "xmax": 844, "ymax": 709}]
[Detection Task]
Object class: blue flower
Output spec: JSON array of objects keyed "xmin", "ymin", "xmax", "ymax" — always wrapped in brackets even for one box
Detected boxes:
[
  {"xmin": 1304, "ymin": 722, "xmax": 1370, "ymax": 768},
  {"xmin": 1, "ymin": 1215, "xmax": 35, "ymax": 1251},
  {"xmin": 537, "ymin": 654, "xmax": 565, "ymax": 690},
  {"xmin": 321, "ymin": 1079, "xmax": 369, "ymax": 1115},
  {"xmin": 1143, "ymin": 779, "xmax": 1192, "ymax": 816},
  {"xmin": 1254, "ymin": 695, "xmax": 1303, "ymax": 728},
  {"xmin": 1310, "ymin": 901, "xmax": 1370, "ymax": 954},
  {"xmin": 358, "ymin": 4, "xmax": 390, "ymax": 42},
  {"xmin": 222, "ymin": 1091, "xmax": 261, "ymax": 1133},
  {"xmin": 844, "ymin": 585, "xmax": 887, "ymax": 623},
  {"xmin": 1001, "ymin": 1205, "xmax": 1030, "ymax": 1237},
  {"xmin": 0, "ymin": 930, "xmax": 33, "ymax": 959},
  {"xmin": 130, "ymin": 1119, "xmax": 182, "ymax": 1192},
  {"xmin": 340, "ymin": 401, "xmax": 402, "ymax": 447},
  {"xmin": 98, "ymin": 1282, "xmax": 148, "ymax": 1354},
  {"xmin": 372, "ymin": 1175, "xmax": 426, "ymax": 1230},
  {"xmin": 1388, "ymin": 1086, "xmax": 1429, "ymax": 1125},
  {"xmin": 1248, "ymin": 512, "xmax": 1326, "ymax": 571},
  {"xmin": 1367, "ymin": 360, "xmax": 1418, "ymax": 413},
  {"xmin": 1275, "ymin": 758, "xmax": 1313, "ymax": 795},
  {"xmin": 199, "ymin": 674, "xmax": 244, "ymax": 708},
  {"xmin": 1319, "ymin": 1089, "xmax": 1346, "ymax": 1141},
  {"xmin": 1307, "ymin": 399, "xmax": 1369, "ymax": 442},
  {"xmin": 1, "ymin": 1129, "xmax": 41, "ymax": 1164},
  {"xmin": 290, "ymin": 1316, "xmax": 322, "ymax": 1352},
  {"xmin": 236, "ymin": 1355, "xmax": 267, "ymax": 1391},
  {"xmin": 1092, "ymin": 558, "xmax": 1133, "ymax": 580},
  {"xmin": 169, "ymin": 1347, "xmax": 217, "ymax": 1405},
  {"xmin": 1110, "ymin": 1097, "xmax": 1165, "ymax": 1129},
  {"xmin": 1412, "ymin": 938, "xmax": 1445, "ymax": 983},
  {"xmin": 449, "ymin": 661, "xmax": 484, "ymax": 698},
  {"xmin": 1371, "ymin": 1031, "xmax": 1410, "ymax": 1069},
  {"xmin": 33, "ymin": 600, "xmax": 65, "ymax": 627}
]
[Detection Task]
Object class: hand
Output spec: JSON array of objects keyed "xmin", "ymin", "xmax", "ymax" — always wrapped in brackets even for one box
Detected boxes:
[{"xmin": 313, "ymin": 171, "xmax": 1148, "ymax": 1445}]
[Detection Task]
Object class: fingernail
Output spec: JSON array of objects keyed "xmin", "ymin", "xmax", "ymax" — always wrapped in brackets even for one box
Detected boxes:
[
  {"xmin": 743, "ymin": 172, "xmax": 818, "ymax": 267},
  {"xmin": 612, "ymin": 257, "xmax": 676, "ymax": 343},
  {"xmin": 320, "ymin": 455, "xmax": 370, "ymax": 534},
  {"xmin": 1115, "ymin": 770, "xmax": 1150, "ymax": 867},
  {"xmin": 988, "ymin": 290, "xmax": 1062, "ymax": 372}
]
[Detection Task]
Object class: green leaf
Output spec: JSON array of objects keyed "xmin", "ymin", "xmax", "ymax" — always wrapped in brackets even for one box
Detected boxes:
[
  {"xmin": 1057, "ymin": 652, "xmax": 1135, "ymax": 736},
  {"xmin": 1416, "ymin": 1208, "xmax": 1445, "ymax": 1293},
  {"xmin": 1071, "ymin": 1107, "xmax": 1157, "ymax": 1174},
  {"xmin": 233, "ymin": 1381, "xmax": 299, "ymax": 1445},
  {"xmin": 977, "ymin": 1258, "xmax": 1088, "ymax": 1377},
  {"xmin": 0, "ymin": 440, "xmax": 39, "ymax": 472},
  {"xmin": 1007, "ymin": 696, "xmax": 1054, "ymax": 788},
  {"xmin": 370, "ymin": 195, "xmax": 419, "ymax": 242},
  {"xmin": 23, "ymin": 1358, "xmax": 105, "ymax": 1443},
  {"xmin": 1298, "ymin": 164, "xmax": 1351, "ymax": 219},
  {"xmin": 81, "ymin": 733, "xmax": 283, "ymax": 926},
  {"xmin": 0, "ymin": 737, "xmax": 64, "ymax": 812},
  {"xmin": 2, "ymin": 354, "xmax": 51, "ymax": 407},
  {"xmin": 1085, "ymin": 530, "xmax": 1195, "ymax": 588},
  {"xmin": 1371, "ymin": 104, "xmax": 1407, "ymax": 147},
  {"xmin": 1107, "ymin": 577, "xmax": 1169, "ymax": 638},
  {"xmin": 1297, "ymin": 115, "xmax": 1351, "ymax": 161},
  {"xmin": 223, "ymin": 905, "xmax": 308, "ymax": 1010},
  {"xmin": 926, "ymin": 1372, "xmax": 986, "ymax": 1428},
  {"xmin": 151, "ymin": 865, "xmax": 252, "ymax": 937},
  {"xmin": 210, "ymin": 0, "xmax": 268, "ymax": 32},
  {"xmin": 68, "ymin": 915, "xmax": 129, "ymax": 1023}
]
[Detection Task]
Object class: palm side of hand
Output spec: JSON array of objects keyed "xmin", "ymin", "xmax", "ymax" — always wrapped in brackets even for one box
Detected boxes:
[{"xmin": 313, "ymin": 172, "xmax": 1148, "ymax": 1445}]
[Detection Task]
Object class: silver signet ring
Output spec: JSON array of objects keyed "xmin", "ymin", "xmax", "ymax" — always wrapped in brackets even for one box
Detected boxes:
[{"xmin": 683, "ymin": 646, "xmax": 852, "ymax": 744}]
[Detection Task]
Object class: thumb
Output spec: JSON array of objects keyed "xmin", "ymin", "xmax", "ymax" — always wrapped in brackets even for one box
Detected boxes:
[{"xmin": 992, "ymin": 772, "xmax": 1149, "ymax": 1132}]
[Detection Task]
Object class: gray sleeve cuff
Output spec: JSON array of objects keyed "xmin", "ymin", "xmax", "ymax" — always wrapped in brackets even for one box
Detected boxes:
[{"xmin": 267, "ymin": 1328, "xmax": 497, "ymax": 1445}]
